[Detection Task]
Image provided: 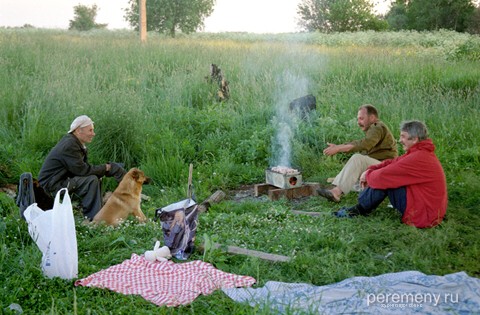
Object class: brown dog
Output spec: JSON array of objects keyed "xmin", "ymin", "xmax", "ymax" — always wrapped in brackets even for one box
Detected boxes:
[{"xmin": 93, "ymin": 168, "xmax": 150, "ymax": 226}]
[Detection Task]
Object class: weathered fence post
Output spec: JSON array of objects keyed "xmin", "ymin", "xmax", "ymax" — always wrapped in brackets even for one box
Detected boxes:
[{"xmin": 139, "ymin": 0, "xmax": 147, "ymax": 43}]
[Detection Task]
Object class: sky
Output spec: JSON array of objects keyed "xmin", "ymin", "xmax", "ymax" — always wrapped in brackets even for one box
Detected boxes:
[{"xmin": 0, "ymin": 0, "xmax": 392, "ymax": 33}]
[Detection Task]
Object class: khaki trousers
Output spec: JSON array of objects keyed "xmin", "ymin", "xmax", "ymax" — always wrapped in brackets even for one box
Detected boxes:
[{"xmin": 332, "ymin": 153, "xmax": 381, "ymax": 194}]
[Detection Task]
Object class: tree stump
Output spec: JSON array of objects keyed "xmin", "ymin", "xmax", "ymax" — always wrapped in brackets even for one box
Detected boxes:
[
  {"xmin": 289, "ymin": 94, "xmax": 316, "ymax": 119},
  {"xmin": 207, "ymin": 64, "xmax": 230, "ymax": 101}
]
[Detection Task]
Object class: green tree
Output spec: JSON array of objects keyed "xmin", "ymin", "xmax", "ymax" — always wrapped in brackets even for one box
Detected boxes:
[
  {"xmin": 385, "ymin": 0, "xmax": 408, "ymax": 30},
  {"xmin": 297, "ymin": 0, "xmax": 331, "ymax": 32},
  {"xmin": 408, "ymin": 0, "xmax": 474, "ymax": 31},
  {"xmin": 69, "ymin": 4, "xmax": 107, "ymax": 31},
  {"xmin": 297, "ymin": 0, "xmax": 387, "ymax": 32},
  {"xmin": 124, "ymin": 0, "xmax": 215, "ymax": 37},
  {"xmin": 467, "ymin": 5, "xmax": 480, "ymax": 34},
  {"xmin": 386, "ymin": 0, "xmax": 475, "ymax": 32}
]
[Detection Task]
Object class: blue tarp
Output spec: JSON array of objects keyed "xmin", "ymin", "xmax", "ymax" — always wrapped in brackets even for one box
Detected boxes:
[{"xmin": 222, "ymin": 271, "xmax": 480, "ymax": 314}]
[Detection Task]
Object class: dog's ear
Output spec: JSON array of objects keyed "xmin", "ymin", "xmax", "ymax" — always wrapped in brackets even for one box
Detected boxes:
[
  {"xmin": 131, "ymin": 168, "xmax": 146, "ymax": 182},
  {"xmin": 131, "ymin": 169, "xmax": 140, "ymax": 181}
]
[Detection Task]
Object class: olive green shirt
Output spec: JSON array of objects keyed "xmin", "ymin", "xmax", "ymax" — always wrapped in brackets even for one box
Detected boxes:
[{"xmin": 348, "ymin": 120, "xmax": 398, "ymax": 161}]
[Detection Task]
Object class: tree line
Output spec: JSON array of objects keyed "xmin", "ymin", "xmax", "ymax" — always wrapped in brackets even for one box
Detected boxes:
[{"xmin": 68, "ymin": 0, "xmax": 480, "ymax": 35}]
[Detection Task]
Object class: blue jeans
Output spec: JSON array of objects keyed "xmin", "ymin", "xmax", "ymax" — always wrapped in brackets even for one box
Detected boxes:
[{"xmin": 358, "ymin": 186, "xmax": 406, "ymax": 216}]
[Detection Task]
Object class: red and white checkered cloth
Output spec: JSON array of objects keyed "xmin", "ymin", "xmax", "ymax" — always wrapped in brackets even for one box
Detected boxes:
[{"xmin": 75, "ymin": 254, "xmax": 256, "ymax": 307}]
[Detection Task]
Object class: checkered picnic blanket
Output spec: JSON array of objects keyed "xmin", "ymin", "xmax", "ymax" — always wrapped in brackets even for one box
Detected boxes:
[{"xmin": 75, "ymin": 254, "xmax": 256, "ymax": 307}]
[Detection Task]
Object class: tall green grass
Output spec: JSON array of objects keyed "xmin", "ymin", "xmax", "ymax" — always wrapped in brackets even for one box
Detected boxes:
[{"xmin": 0, "ymin": 29, "xmax": 479, "ymax": 314}]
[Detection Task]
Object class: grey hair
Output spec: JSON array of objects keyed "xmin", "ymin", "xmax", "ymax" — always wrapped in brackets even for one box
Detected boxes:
[{"xmin": 400, "ymin": 120, "xmax": 428, "ymax": 141}]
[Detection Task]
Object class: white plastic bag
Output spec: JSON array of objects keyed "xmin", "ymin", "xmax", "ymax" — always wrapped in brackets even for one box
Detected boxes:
[
  {"xmin": 24, "ymin": 188, "xmax": 78, "ymax": 279},
  {"xmin": 24, "ymin": 203, "xmax": 52, "ymax": 254}
]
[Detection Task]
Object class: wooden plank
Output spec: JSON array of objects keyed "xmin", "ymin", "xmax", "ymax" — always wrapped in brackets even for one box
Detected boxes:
[
  {"xmin": 205, "ymin": 243, "xmax": 291, "ymax": 262},
  {"xmin": 254, "ymin": 183, "xmax": 276, "ymax": 196},
  {"xmin": 290, "ymin": 210, "xmax": 328, "ymax": 217},
  {"xmin": 187, "ymin": 163, "xmax": 193, "ymax": 199},
  {"xmin": 255, "ymin": 182, "xmax": 321, "ymax": 200},
  {"xmin": 268, "ymin": 184, "xmax": 314, "ymax": 201}
]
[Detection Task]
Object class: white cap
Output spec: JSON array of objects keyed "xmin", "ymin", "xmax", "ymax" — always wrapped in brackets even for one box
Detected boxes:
[{"xmin": 68, "ymin": 115, "xmax": 94, "ymax": 133}]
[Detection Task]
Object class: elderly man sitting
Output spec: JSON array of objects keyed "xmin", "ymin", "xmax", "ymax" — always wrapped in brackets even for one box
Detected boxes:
[{"xmin": 38, "ymin": 115, "xmax": 125, "ymax": 220}]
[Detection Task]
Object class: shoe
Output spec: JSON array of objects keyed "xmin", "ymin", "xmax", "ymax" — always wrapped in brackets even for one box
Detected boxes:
[
  {"xmin": 317, "ymin": 188, "xmax": 340, "ymax": 203},
  {"xmin": 333, "ymin": 206, "xmax": 353, "ymax": 218},
  {"xmin": 333, "ymin": 205, "xmax": 365, "ymax": 218}
]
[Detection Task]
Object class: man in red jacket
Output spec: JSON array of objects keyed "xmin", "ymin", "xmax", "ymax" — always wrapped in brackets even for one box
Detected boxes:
[{"xmin": 334, "ymin": 120, "xmax": 447, "ymax": 228}]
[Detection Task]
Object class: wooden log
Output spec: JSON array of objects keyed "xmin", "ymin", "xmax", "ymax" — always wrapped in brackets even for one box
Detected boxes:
[
  {"xmin": 198, "ymin": 190, "xmax": 226, "ymax": 213},
  {"xmin": 204, "ymin": 243, "xmax": 290, "ymax": 262}
]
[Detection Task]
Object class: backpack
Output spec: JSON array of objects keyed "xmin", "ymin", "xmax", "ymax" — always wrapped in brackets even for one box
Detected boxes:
[{"xmin": 16, "ymin": 172, "xmax": 54, "ymax": 220}]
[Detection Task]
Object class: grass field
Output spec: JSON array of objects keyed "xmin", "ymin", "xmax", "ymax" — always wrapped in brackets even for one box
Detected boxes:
[{"xmin": 0, "ymin": 28, "xmax": 479, "ymax": 314}]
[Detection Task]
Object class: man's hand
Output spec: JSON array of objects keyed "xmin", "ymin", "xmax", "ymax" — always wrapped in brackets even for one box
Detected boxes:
[
  {"xmin": 106, "ymin": 163, "xmax": 111, "ymax": 172},
  {"xmin": 323, "ymin": 143, "xmax": 339, "ymax": 156},
  {"xmin": 323, "ymin": 143, "xmax": 354, "ymax": 156},
  {"xmin": 359, "ymin": 170, "xmax": 368, "ymax": 189}
]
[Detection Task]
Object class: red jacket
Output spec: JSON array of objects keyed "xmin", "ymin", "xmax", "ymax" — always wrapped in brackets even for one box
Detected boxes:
[{"xmin": 365, "ymin": 139, "xmax": 447, "ymax": 228}]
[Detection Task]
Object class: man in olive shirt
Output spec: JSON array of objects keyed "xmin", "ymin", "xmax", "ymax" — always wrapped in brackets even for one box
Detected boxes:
[{"xmin": 318, "ymin": 104, "xmax": 398, "ymax": 202}]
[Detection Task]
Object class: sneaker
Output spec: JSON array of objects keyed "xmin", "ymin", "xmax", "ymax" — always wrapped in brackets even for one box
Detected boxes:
[
  {"xmin": 333, "ymin": 205, "xmax": 365, "ymax": 218},
  {"xmin": 333, "ymin": 207, "xmax": 353, "ymax": 218}
]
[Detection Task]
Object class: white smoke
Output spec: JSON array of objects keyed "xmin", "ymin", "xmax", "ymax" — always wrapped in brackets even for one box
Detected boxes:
[{"xmin": 270, "ymin": 70, "xmax": 309, "ymax": 168}]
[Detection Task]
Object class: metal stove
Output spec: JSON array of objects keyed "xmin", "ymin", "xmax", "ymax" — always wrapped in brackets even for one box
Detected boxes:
[{"xmin": 265, "ymin": 166, "xmax": 302, "ymax": 189}]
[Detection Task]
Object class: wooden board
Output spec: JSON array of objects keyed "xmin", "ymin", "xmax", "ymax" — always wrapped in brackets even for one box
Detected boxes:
[
  {"xmin": 209, "ymin": 243, "xmax": 290, "ymax": 262},
  {"xmin": 254, "ymin": 183, "xmax": 277, "ymax": 196},
  {"xmin": 290, "ymin": 210, "xmax": 327, "ymax": 217},
  {"xmin": 255, "ymin": 182, "xmax": 321, "ymax": 201}
]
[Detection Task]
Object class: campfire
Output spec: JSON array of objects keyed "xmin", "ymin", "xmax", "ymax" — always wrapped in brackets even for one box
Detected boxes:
[
  {"xmin": 266, "ymin": 166, "xmax": 302, "ymax": 189},
  {"xmin": 258, "ymin": 94, "xmax": 316, "ymax": 198}
]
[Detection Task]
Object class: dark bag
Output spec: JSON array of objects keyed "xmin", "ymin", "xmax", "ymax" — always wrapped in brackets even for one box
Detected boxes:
[
  {"xmin": 154, "ymin": 198, "xmax": 199, "ymax": 260},
  {"xmin": 16, "ymin": 172, "xmax": 54, "ymax": 220},
  {"xmin": 16, "ymin": 173, "xmax": 35, "ymax": 220}
]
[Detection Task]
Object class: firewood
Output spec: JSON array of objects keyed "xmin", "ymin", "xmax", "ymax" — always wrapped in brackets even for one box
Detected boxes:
[{"xmin": 198, "ymin": 190, "xmax": 226, "ymax": 212}]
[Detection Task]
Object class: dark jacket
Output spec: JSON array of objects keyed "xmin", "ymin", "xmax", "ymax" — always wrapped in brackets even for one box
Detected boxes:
[{"xmin": 38, "ymin": 134, "xmax": 107, "ymax": 192}]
